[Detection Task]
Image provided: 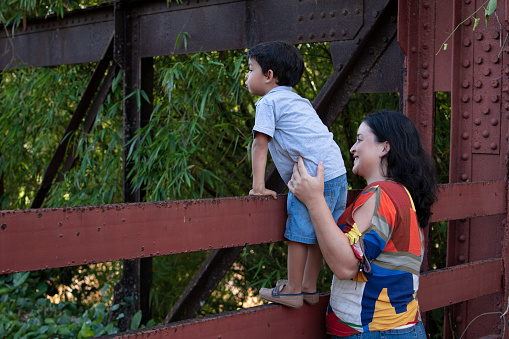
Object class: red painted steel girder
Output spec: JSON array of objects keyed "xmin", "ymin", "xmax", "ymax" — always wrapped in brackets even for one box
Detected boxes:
[
  {"xmin": 93, "ymin": 258, "xmax": 503, "ymax": 338},
  {"xmin": 1, "ymin": 182, "xmax": 505, "ymax": 274},
  {"xmin": 101, "ymin": 298, "xmax": 328, "ymax": 339}
]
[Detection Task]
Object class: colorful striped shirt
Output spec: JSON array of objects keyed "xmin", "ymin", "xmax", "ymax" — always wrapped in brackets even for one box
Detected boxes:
[{"xmin": 327, "ymin": 181, "xmax": 424, "ymax": 336}]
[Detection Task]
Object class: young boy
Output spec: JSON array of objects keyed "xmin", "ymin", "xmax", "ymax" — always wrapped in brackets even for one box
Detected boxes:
[{"xmin": 245, "ymin": 41, "xmax": 348, "ymax": 308}]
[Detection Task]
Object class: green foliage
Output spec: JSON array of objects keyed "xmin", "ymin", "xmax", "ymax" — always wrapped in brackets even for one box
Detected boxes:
[
  {"xmin": 0, "ymin": 64, "xmax": 124, "ymax": 209},
  {"xmin": 0, "ymin": 272, "xmax": 119, "ymax": 338},
  {"xmin": 435, "ymin": 92, "xmax": 451, "ymax": 185}
]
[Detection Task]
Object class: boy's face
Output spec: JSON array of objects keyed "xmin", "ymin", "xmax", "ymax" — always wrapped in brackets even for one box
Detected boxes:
[{"xmin": 245, "ymin": 58, "xmax": 268, "ymax": 96}]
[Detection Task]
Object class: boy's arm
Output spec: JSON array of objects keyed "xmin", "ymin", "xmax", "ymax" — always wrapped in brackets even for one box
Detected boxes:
[{"xmin": 250, "ymin": 132, "xmax": 277, "ymax": 199}]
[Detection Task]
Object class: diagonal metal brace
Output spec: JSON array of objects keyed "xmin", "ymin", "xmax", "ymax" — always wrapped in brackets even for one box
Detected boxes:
[{"xmin": 31, "ymin": 33, "xmax": 115, "ymax": 208}]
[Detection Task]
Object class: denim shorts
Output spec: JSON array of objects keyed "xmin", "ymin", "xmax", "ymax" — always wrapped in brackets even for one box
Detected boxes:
[
  {"xmin": 331, "ymin": 322, "xmax": 427, "ymax": 339},
  {"xmin": 284, "ymin": 174, "xmax": 347, "ymax": 244}
]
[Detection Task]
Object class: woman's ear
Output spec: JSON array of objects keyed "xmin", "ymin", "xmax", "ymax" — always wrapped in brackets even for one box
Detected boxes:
[{"xmin": 379, "ymin": 141, "xmax": 390, "ymax": 157}]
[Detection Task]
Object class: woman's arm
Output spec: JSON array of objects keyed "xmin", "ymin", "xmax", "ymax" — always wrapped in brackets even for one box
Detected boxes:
[{"xmin": 289, "ymin": 157, "xmax": 375, "ymax": 279}]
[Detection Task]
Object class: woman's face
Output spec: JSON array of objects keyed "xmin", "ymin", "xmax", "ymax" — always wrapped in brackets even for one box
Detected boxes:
[{"xmin": 350, "ymin": 122, "xmax": 388, "ymax": 184}]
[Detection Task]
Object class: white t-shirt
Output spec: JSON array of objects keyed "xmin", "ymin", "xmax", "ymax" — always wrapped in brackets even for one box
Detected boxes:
[{"xmin": 253, "ymin": 86, "xmax": 346, "ymax": 184}]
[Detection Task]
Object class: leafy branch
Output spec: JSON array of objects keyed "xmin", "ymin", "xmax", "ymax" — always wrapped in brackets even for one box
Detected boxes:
[{"xmin": 436, "ymin": 0, "xmax": 496, "ymax": 55}]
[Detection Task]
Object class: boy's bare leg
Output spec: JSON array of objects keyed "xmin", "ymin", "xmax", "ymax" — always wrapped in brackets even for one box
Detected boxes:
[
  {"xmin": 302, "ymin": 243, "xmax": 322, "ymax": 293},
  {"xmin": 284, "ymin": 240, "xmax": 307, "ymax": 294}
]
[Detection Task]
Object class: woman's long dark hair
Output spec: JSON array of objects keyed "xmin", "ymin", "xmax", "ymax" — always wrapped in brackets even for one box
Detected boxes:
[{"xmin": 362, "ymin": 111, "xmax": 437, "ymax": 228}]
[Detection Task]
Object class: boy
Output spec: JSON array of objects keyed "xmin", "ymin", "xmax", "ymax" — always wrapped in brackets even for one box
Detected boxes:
[{"xmin": 245, "ymin": 41, "xmax": 348, "ymax": 308}]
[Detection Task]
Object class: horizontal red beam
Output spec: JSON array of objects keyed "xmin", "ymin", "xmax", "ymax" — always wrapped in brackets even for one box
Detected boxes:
[
  {"xmin": 431, "ymin": 180, "xmax": 506, "ymax": 222},
  {"xmin": 0, "ymin": 196, "xmax": 287, "ymax": 274},
  {"xmin": 100, "ymin": 297, "xmax": 328, "ymax": 339},
  {"xmin": 99, "ymin": 259, "xmax": 502, "ymax": 338},
  {"xmin": 418, "ymin": 258, "xmax": 503, "ymax": 311},
  {"xmin": 0, "ymin": 181, "xmax": 505, "ymax": 274}
]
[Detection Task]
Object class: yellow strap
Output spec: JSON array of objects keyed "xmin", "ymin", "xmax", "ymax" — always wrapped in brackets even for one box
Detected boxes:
[{"xmin": 345, "ymin": 223, "xmax": 362, "ymax": 245}]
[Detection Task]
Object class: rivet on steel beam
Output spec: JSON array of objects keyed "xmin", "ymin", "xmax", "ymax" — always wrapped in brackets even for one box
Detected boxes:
[
  {"xmin": 463, "ymin": 59, "xmax": 470, "ymax": 68},
  {"xmin": 461, "ymin": 153, "xmax": 469, "ymax": 160},
  {"xmin": 461, "ymin": 80, "xmax": 470, "ymax": 88},
  {"xmin": 423, "ymin": 2, "xmax": 430, "ymax": 9},
  {"xmin": 464, "ymin": 18, "xmax": 472, "ymax": 26},
  {"xmin": 321, "ymin": 32, "xmax": 326, "ymax": 38},
  {"xmin": 484, "ymin": 43, "xmax": 492, "ymax": 52},
  {"xmin": 456, "ymin": 315, "xmax": 464, "ymax": 324},
  {"xmin": 474, "ymin": 94, "xmax": 482, "ymax": 102},
  {"xmin": 491, "ymin": 31, "xmax": 500, "ymax": 39},
  {"xmin": 330, "ymin": 11, "xmax": 336, "ymax": 18},
  {"xmin": 422, "ymin": 44, "xmax": 429, "ymax": 50},
  {"xmin": 491, "ymin": 118, "xmax": 499, "ymax": 126},
  {"xmin": 462, "ymin": 111, "xmax": 470, "ymax": 118},
  {"xmin": 409, "ymin": 95, "xmax": 417, "ymax": 103},
  {"xmin": 490, "ymin": 142, "xmax": 498, "ymax": 150},
  {"xmin": 475, "ymin": 32, "xmax": 483, "ymax": 40},
  {"xmin": 474, "ymin": 141, "xmax": 481, "ymax": 149},
  {"xmin": 342, "ymin": 9, "xmax": 348, "ymax": 16},
  {"xmin": 422, "ymin": 62, "xmax": 429, "ymax": 69},
  {"xmin": 321, "ymin": 12, "xmax": 326, "ymax": 19},
  {"xmin": 491, "ymin": 55, "xmax": 500, "ymax": 63},
  {"xmin": 341, "ymin": 29, "xmax": 347, "ymax": 37},
  {"xmin": 504, "ymin": 103, "xmax": 509, "ymax": 110},
  {"xmin": 298, "ymin": 15, "xmax": 303, "ymax": 21},
  {"xmin": 483, "ymin": 67, "xmax": 491, "ymax": 76},
  {"xmin": 422, "ymin": 71, "xmax": 430, "ymax": 79},
  {"xmin": 492, "ymin": 80, "xmax": 500, "ymax": 88},
  {"xmin": 482, "ymin": 129, "xmax": 490, "ymax": 138},
  {"xmin": 423, "ymin": 23, "xmax": 428, "ymax": 30},
  {"xmin": 481, "ymin": 106, "xmax": 490, "ymax": 114},
  {"xmin": 372, "ymin": 10, "xmax": 379, "ymax": 18},
  {"xmin": 76, "ymin": 232, "xmax": 80, "ymax": 236},
  {"xmin": 475, "ymin": 56, "xmax": 483, "ymax": 64},
  {"xmin": 462, "ymin": 132, "xmax": 469, "ymax": 140},
  {"xmin": 461, "ymin": 94, "xmax": 470, "ymax": 102},
  {"xmin": 309, "ymin": 13, "xmax": 314, "ymax": 20},
  {"xmin": 411, "ymin": 46, "xmax": 417, "ymax": 53},
  {"xmin": 458, "ymin": 234, "xmax": 466, "ymax": 242},
  {"xmin": 474, "ymin": 118, "xmax": 482, "ymax": 125},
  {"xmin": 504, "ymin": 67, "xmax": 509, "ymax": 75},
  {"xmin": 474, "ymin": 80, "xmax": 482, "ymax": 88},
  {"xmin": 309, "ymin": 33, "xmax": 315, "ymax": 39},
  {"xmin": 330, "ymin": 30, "xmax": 336, "ymax": 38},
  {"xmin": 298, "ymin": 34, "xmax": 303, "ymax": 40},
  {"xmin": 382, "ymin": 36, "xmax": 388, "ymax": 42},
  {"xmin": 355, "ymin": 8, "xmax": 361, "ymax": 15},
  {"xmin": 463, "ymin": 39, "xmax": 471, "ymax": 47},
  {"xmin": 506, "ymin": 133, "xmax": 509, "ymax": 140},
  {"xmin": 354, "ymin": 38, "xmax": 360, "ymax": 44},
  {"xmin": 1, "ymin": 224, "xmax": 6, "ymax": 230},
  {"xmin": 491, "ymin": 94, "xmax": 499, "ymax": 102},
  {"xmin": 421, "ymin": 81, "xmax": 429, "ymax": 89}
]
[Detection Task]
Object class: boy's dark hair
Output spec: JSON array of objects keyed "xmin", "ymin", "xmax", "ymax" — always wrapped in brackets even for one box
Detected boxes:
[{"xmin": 247, "ymin": 41, "xmax": 304, "ymax": 87}]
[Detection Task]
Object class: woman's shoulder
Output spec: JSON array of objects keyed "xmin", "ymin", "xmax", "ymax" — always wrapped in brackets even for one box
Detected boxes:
[{"xmin": 367, "ymin": 181, "xmax": 413, "ymax": 209}]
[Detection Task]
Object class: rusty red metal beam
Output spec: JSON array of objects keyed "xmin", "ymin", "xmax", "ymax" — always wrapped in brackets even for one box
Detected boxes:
[
  {"xmin": 430, "ymin": 180, "xmax": 506, "ymax": 222},
  {"xmin": 101, "ymin": 298, "xmax": 328, "ymax": 339},
  {"xmin": 94, "ymin": 258, "xmax": 502, "ymax": 338},
  {"xmin": 0, "ymin": 196, "xmax": 287, "ymax": 274},
  {"xmin": 0, "ymin": 181, "xmax": 505, "ymax": 274}
]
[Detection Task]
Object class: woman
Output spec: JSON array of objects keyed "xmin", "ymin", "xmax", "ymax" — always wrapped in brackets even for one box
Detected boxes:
[{"xmin": 288, "ymin": 111, "xmax": 437, "ymax": 338}]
